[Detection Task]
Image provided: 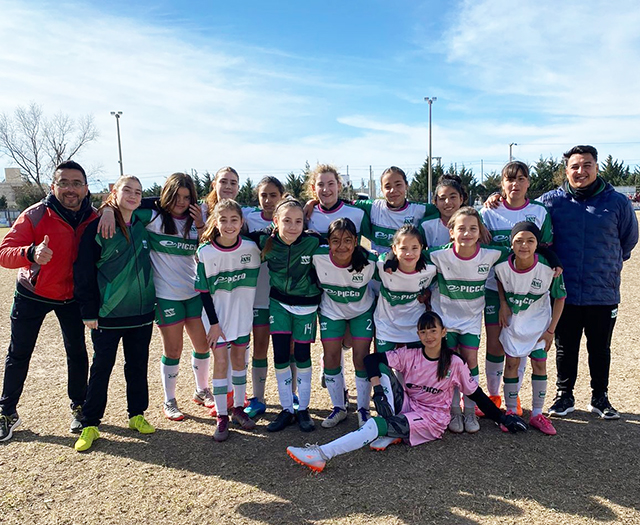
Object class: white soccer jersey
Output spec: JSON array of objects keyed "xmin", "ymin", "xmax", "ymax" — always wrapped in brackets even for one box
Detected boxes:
[
  {"xmin": 244, "ymin": 207, "xmax": 272, "ymax": 309},
  {"xmin": 429, "ymin": 243, "xmax": 506, "ymax": 336},
  {"xmin": 195, "ymin": 237, "xmax": 261, "ymax": 343},
  {"xmin": 312, "ymin": 246, "xmax": 377, "ymax": 320},
  {"xmin": 373, "ymin": 254, "xmax": 437, "ymax": 343},
  {"xmin": 480, "ymin": 200, "xmax": 553, "ymax": 291},
  {"xmin": 419, "ymin": 211, "xmax": 451, "ymax": 248},
  {"xmin": 354, "ymin": 199, "xmax": 434, "ymax": 254},
  {"xmin": 137, "ymin": 209, "xmax": 199, "ymax": 301},
  {"xmin": 308, "ymin": 200, "xmax": 367, "ymax": 237},
  {"xmin": 495, "ymin": 254, "xmax": 566, "ymax": 357}
]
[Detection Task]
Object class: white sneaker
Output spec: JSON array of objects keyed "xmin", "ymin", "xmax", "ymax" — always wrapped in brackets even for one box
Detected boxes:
[
  {"xmin": 369, "ymin": 436, "xmax": 402, "ymax": 451},
  {"xmin": 287, "ymin": 444, "xmax": 327, "ymax": 472},
  {"xmin": 321, "ymin": 407, "xmax": 347, "ymax": 428},
  {"xmin": 163, "ymin": 398, "xmax": 185, "ymax": 421},
  {"xmin": 448, "ymin": 413, "xmax": 464, "ymax": 434},
  {"xmin": 464, "ymin": 413, "xmax": 480, "ymax": 433}
]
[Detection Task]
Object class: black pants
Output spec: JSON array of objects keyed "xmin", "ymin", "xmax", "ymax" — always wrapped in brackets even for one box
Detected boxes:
[
  {"xmin": 554, "ymin": 303, "xmax": 618, "ymax": 397},
  {"xmin": 81, "ymin": 324, "xmax": 153, "ymax": 427},
  {"xmin": 0, "ymin": 292, "xmax": 88, "ymax": 416}
]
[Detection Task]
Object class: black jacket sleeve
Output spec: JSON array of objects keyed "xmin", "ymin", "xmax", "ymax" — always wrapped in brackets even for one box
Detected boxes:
[
  {"xmin": 200, "ymin": 291, "xmax": 219, "ymax": 325},
  {"xmin": 73, "ymin": 219, "xmax": 102, "ymax": 321}
]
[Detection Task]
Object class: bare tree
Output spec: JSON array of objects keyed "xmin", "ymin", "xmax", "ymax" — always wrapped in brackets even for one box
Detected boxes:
[{"xmin": 0, "ymin": 102, "xmax": 98, "ymax": 197}]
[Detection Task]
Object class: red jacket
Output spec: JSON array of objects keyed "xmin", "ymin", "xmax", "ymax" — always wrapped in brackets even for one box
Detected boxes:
[{"xmin": 0, "ymin": 199, "xmax": 97, "ymax": 301}]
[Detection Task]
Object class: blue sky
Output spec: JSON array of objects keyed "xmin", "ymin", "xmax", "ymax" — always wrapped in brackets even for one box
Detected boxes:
[{"xmin": 1, "ymin": 0, "xmax": 640, "ymax": 191}]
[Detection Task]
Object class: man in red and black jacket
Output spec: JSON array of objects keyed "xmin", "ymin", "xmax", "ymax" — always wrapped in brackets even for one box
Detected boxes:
[{"xmin": 0, "ymin": 160, "xmax": 97, "ymax": 441}]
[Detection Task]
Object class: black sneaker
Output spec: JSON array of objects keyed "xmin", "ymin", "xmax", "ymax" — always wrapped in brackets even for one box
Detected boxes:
[
  {"xmin": 266, "ymin": 409, "xmax": 295, "ymax": 432},
  {"xmin": 0, "ymin": 413, "xmax": 21, "ymax": 442},
  {"xmin": 587, "ymin": 394, "xmax": 620, "ymax": 420},
  {"xmin": 548, "ymin": 393, "xmax": 575, "ymax": 417},
  {"xmin": 70, "ymin": 405, "xmax": 83, "ymax": 434},
  {"xmin": 296, "ymin": 409, "xmax": 316, "ymax": 432}
]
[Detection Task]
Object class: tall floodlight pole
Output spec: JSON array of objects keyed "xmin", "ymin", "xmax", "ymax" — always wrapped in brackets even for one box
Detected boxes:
[
  {"xmin": 509, "ymin": 142, "xmax": 517, "ymax": 163},
  {"xmin": 111, "ymin": 111, "xmax": 124, "ymax": 177},
  {"xmin": 425, "ymin": 97, "xmax": 437, "ymax": 201}
]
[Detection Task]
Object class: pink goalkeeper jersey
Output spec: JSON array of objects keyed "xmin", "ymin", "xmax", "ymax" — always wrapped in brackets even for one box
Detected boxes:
[{"xmin": 386, "ymin": 348, "xmax": 477, "ymax": 446}]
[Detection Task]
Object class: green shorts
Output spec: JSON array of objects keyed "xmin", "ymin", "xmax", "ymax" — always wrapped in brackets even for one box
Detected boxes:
[
  {"xmin": 215, "ymin": 333, "xmax": 251, "ymax": 348},
  {"xmin": 269, "ymin": 299, "xmax": 317, "ymax": 343},
  {"xmin": 484, "ymin": 289, "xmax": 500, "ymax": 326},
  {"xmin": 319, "ymin": 308, "xmax": 374, "ymax": 342},
  {"xmin": 446, "ymin": 332, "xmax": 480, "ymax": 352},
  {"xmin": 506, "ymin": 348, "xmax": 548, "ymax": 360},
  {"xmin": 253, "ymin": 308, "xmax": 270, "ymax": 327},
  {"xmin": 155, "ymin": 295, "xmax": 203, "ymax": 327}
]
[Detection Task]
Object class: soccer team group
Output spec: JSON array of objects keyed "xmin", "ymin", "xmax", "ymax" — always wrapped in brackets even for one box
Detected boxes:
[{"xmin": 0, "ymin": 144, "xmax": 637, "ymax": 473}]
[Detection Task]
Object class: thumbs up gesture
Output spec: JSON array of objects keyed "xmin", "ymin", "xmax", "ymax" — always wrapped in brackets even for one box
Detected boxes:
[{"xmin": 34, "ymin": 235, "xmax": 53, "ymax": 265}]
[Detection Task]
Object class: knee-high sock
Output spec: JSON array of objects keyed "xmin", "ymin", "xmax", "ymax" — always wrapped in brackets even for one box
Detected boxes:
[
  {"xmin": 251, "ymin": 358, "xmax": 268, "ymax": 402},
  {"xmin": 296, "ymin": 365, "xmax": 313, "ymax": 411},
  {"xmin": 324, "ymin": 366, "xmax": 346, "ymax": 409},
  {"xmin": 319, "ymin": 417, "xmax": 382, "ymax": 460},
  {"xmin": 451, "ymin": 387, "xmax": 462, "ymax": 415},
  {"xmin": 503, "ymin": 376, "xmax": 519, "ymax": 413},
  {"xmin": 232, "ymin": 369, "xmax": 247, "ymax": 408},
  {"xmin": 161, "ymin": 356, "xmax": 180, "ymax": 403},
  {"xmin": 531, "ymin": 374, "xmax": 547, "ymax": 417},
  {"xmin": 212, "ymin": 378, "xmax": 228, "ymax": 417},
  {"xmin": 275, "ymin": 365, "xmax": 294, "ymax": 412},
  {"xmin": 463, "ymin": 367, "xmax": 480, "ymax": 414},
  {"xmin": 191, "ymin": 351, "xmax": 210, "ymax": 391},
  {"xmin": 517, "ymin": 358, "xmax": 527, "ymax": 392},
  {"xmin": 485, "ymin": 354, "xmax": 505, "ymax": 397},
  {"xmin": 355, "ymin": 372, "xmax": 371, "ymax": 411},
  {"xmin": 226, "ymin": 345, "xmax": 233, "ymax": 391}
]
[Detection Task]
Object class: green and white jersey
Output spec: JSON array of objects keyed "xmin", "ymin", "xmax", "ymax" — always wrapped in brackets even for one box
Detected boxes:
[
  {"xmin": 354, "ymin": 199, "xmax": 435, "ymax": 254},
  {"xmin": 195, "ymin": 237, "xmax": 261, "ymax": 343},
  {"xmin": 480, "ymin": 200, "xmax": 553, "ymax": 291},
  {"xmin": 495, "ymin": 254, "xmax": 566, "ymax": 357},
  {"xmin": 419, "ymin": 210, "xmax": 451, "ymax": 248},
  {"xmin": 312, "ymin": 246, "xmax": 377, "ymax": 321},
  {"xmin": 244, "ymin": 207, "xmax": 272, "ymax": 310},
  {"xmin": 373, "ymin": 252, "xmax": 437, "ymax": 343},
  {"xmin": 136, "ymin": 209, "xmax": 199, "ymax": 301},
  {"xmin": 308, "ymin": 200, "xmax": 367, "ymax": 237},
  {"xmin": 429, "ymin": 243, "xmax": 507, "ymax": 336}
]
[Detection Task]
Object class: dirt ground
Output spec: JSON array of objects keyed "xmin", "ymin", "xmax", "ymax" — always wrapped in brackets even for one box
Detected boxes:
[{"xmin": 0, "ymin": 225, "xmax": 639, "ymax": 525}]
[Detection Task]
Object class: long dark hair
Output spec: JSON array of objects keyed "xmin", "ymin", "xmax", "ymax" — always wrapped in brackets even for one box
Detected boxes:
[
  {"xmin": 156, "ymin": 172, "xmax": 198, "ymax": 238},
  {"xmin": 391, "ymin": 224, "xmax": 428, "ymax": 272},
  {"xmin": 417, "ymin": 311, "xmax": 452, "ymax": 380},
  {"xmin": 261, "ymin": 195, "xmax": 303, "ymax": 258},
  {"xmin": 327, "ymin": 218, "xmax": 370, "ymax": 273}
]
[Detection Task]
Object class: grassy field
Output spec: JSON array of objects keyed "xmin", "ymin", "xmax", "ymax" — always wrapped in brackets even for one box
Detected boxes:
[{"xmin": 0, "ymin": 225, "xmax": 639, "ymax": 525}]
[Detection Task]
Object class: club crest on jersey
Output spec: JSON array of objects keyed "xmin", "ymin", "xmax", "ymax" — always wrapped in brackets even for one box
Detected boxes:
[
  {"xmin": 300, "ymin": 255, "xmax": 311, "ymax": 264},
  {"xmin": 403, "ymin": 217, "xmax": 413, "ymax": 224},
  {"xmin": 477, "ymin": 264, "xmax": 490, "ymax": 274},
  {"xmin": 525, "ymin": 215, "xmax": 537, "ymax": 223},
  {"xmin": 531, "ymin": 278, "xmax": 542, "ymax": 290},
  {"xmin": 240, "ymin": 254, "xmax": 252, "ymax": 264},
  {"xmin": 352, "ymin": 274, "xmax": 364, "ymax": 283}
]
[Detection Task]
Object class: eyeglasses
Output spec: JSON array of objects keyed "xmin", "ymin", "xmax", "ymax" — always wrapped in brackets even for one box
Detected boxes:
[{"xmin": 55, "ymin": 181, "xmax": 87, "ymax": 189}]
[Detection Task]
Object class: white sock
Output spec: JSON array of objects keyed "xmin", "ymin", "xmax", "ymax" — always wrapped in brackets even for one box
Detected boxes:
[
  {"xmin": 517, "ymin": 358, "xmax": 527, "ymax": 392},
  {"xmin": 324, "ymin": 367, "xmax": 346, "ymax": 409},
  {"xmin": 503, "ymin": 378, "xmax": 519, "ymax": 413},
  {"xmin": 212, "ymin": 378, "xmax": 228, "ymax": 416},
  {"xmin": 355, "ymin": 374, "xmax": 371, "ymax": 411},
  {"xmin": 232, "ymin": 369, "xmax": 247, "ymax": 408},
  {"xmin": 319, "ymin": 417, "xmax": 380, "ymax": 460},
  {"xmin": 275, "ymin": 366, "xmax": 294, "ymax": 412},
  {"xmin": 451, "ymin": 387, "xmax": 462, "ymax": 414},
  {"xmin": 160, "ymin": 357, "xmax": 179, "ymax": 403},
  {"xmin": 191, "ymin": 351, "xmax": 210, "ymax": 391},
  {"xmin": 463, "ymin": 371, "xmax": 480, "ymax": 414},
  {"xmin": 531, "ymin": 374, "xmax": 547, "ymax": 417},
  {"xmin": 485, "ymin": 356, "xmax": 505, "ymax": 397},
  {"xmin": 251, "ymin": 358, "xmax": 268, "ymax": 403},
  {"xmin": 296, "ymin": 366, "xmax": 313, "ymax": 411}
]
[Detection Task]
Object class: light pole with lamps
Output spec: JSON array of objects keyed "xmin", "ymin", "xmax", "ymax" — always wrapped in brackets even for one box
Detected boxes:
[
  {"xmin": 509, "ymin": 142, "xmax": 517, "ymax": 163},
  {"xmin": 110, "ymin": 111, "xmax": 124, "ymax": 177},
  {"xmin": 425, "ymin": 97, "xmax": 437, "ymax": 201}
]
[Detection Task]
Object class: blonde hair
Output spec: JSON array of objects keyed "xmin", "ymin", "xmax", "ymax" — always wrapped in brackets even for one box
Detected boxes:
[
  {"xmin": 305, "ymin": 163, "xmax": 343, "ymax": 201},
  {"xmin": 201, "ymin": 198, "xmax": 244, "ymax": 244},
  {"xmin": 447, "ymin": 206, "xmax": 489, "ymax": 242},
  {"xmin": 206, "ymin": 166, "xmax": 239, "ymax": 214},
  {"xmin": 101, "ymin": 175, "xmax": 142, "ymax": 243},
  {"xmin": 261, "ymin": 195, "xmax": 303, "ymax": 258}
]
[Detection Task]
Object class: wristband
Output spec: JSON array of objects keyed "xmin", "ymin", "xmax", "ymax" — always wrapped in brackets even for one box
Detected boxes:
[{"xmin": 546, "ymin": 329, "xmax": 554, "ymax": 335}]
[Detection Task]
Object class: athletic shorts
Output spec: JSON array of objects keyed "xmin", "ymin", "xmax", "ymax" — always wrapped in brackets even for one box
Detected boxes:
[
  {"xmin": 505, "ymin": 347, "xmax": 547, "ymax": 361},
  {"xmin": 446, "ymin": 332, "xmax": 480, "ymax": 352},
  {"xmin": 155, "ymin": 295, "xmax": 202, "ymax": 327},
  {"xmin": 215, "ymin": 333, "xmax": 250, "ymax": 348},
  {"xmin": 375, "ymin": 338, "xmax": 422, "ymax": 353},
  {"xmin": 253, "ymin": 308, "xmax": 269, "ymax": 327},
  {"xmin": 319, "ymin": 307, "xmax": 374, "ymax": 341},
  {"xmin": 269, "ymin": 299, "xmax": 317, "ymax": 343},
  {"xmin": 484, "ymin": 289, "xmax": 500, "ymax": 326}
]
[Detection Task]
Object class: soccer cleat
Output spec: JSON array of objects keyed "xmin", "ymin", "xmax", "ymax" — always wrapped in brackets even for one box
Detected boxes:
[
  {"xmin": 548, "ymin": 393, "xmax": 575, "ymax": 417},
  {"xmin": 369, "ymin": 435, "xmax": 402, "ymax": 451},
  {"xmin": 163, "ymin": 398, "xmax": 185, "ymax": 421},
  {"xmin": 499, "ymin": 410, "xmax": 517, "ymax": 433},
  {"xmin": 587, "ymin": 394, "xmax": 620, "ymax": 420},
  {"xmin": 267, "ymin": 409, "xmax": 296, "ymax": 432},
  {"xmin": 232, "ymin": 407, "xmax": 256, "ymax": 430},
  {"xmin": 129, "ymin": 415, "xmax": 155, "ymax": 434},
  {"xmin": 213, "ymin": 415, "xmax": 230, "ymax": 442},
  {"xmin": 357, "ymin": 408, "xmax": 370, "ymax": 428},
  {"xmin": 193, "ymin": 388, "xmax": 216, "ymax": 409},
  {"xmin": 70, "ymin": 405, "xmax": 83, "ymax": 434},
  {"xmin": 74, "ymin": 426, "xmax": 99, "ymax": 451},
  {"xmin": 529, "ymin": 414, "xmax": 557, "ymax": 435},
  {"xmin": 321, "ymin": 407, "xmax": 347, "ymax": 428},
  {"xmin": 516, "ymin": 396, "xmax": 523, "ymax": 417},
  {"xmin": 0, "ymin": 413, "xmax": 21, "ymax": 442},
  {"xmin": 448, "ymin": 413, "xmax": 464, "ymax": 434},
  {"xmin": 287, "ymin": 444, "xmax": 327, "ymax": 472},
  {"xmin": 297, "ymin": 409, "xmax": 316, "ymax": 432},
  {"xmin": 244, "ymin": 397, "xmax": 266, "ymax": 419},
  {"xmin": 463, "ymin": 413, "xmax": 480, "ymax": 433},
  {"xmin": 475, "ymin": 395, "xmax": 501, "ymax": 418}
]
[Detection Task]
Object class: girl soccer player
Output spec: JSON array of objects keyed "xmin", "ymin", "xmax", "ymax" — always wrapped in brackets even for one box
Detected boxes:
[
  {"xmin": 428, "ymin": 207, "xmax": 506, "ymax": 434},
  {"xmin": 480, "ymin": 162, "xmax": 553, "ymax": 415},
  {"xmin": 419, "ymin": 174, "xmax": 468, "ymax": 248},
  {"xmin": 196, "ymin": 199, "xmax": 261, "ymax": 442},
  {"xmin": 204, "ymin": 166, "xmax": 241, "ymax": 216},
  {"xmin": 286, "ymin": 311, "xmax": 528, "ymax": 472},
  {"xmin": 243, "ymin": 176, "xmax": 285, "ymax": 419},
  {"xmin": 73, "ymin": 176, "xmax": 156, "ymax": 451},
  {"xmin": 495, "ymin": 222, "xmax": 566, "ymax": 435},
  {"xmin": 312, "ymin": 218, "xmax": 377, "ymax": 428}
]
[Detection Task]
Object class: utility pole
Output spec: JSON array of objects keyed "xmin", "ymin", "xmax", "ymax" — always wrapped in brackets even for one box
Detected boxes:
[
  {"xmin": 424, "ymin": 97, "xmax": 437, "ymax": 201},
  {"xmin": 509, "ymin": 142, "xmax": 517, "ymax": 163},
  {"xmin": 110, "ymin": 111, "xmax": 124, "ymax": 177}
]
